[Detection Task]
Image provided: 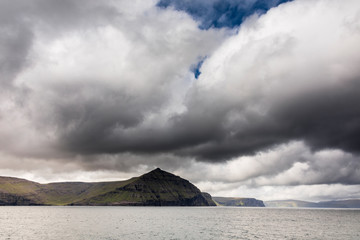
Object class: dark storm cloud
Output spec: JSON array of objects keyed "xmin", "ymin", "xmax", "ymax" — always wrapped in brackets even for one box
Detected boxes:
[
  {"xmin": 53, "ymin": 82, "xmax": 168, "ymax": 153},
  {"xmin": 183, "ymin": 78, "xmax": 360, "ymax": 160},
  {"xmin": 0, "ymin": 0, "xmax": 117, "ymax": 88},
  {"xmin": 58, "ymin": 77, "xmax": 360, "ymax": 162},
  {"xmin": 273, "ymin": 79, "xmax": 360, "ymax": 155},
  {"xmin": 1, "ymin": 0, "xmax": 360, "ymax": 198},
  {"xmin": 176, "ymin": 141, "xmax": 360, "ymax": 187},
  {"xmin": 0, "ymin": 25, "xmax": 33, "ymax": 88},
  {"xmin": 251, "ymin": 145, "xmax": 360, "ymax": 186},
  {"xmin": 57, "ymin": 86, "xmax": 233, "ymax": 157},
  {"xmin": 0, "ymin": 0, "xmax": 223, "ymax": 159},
  {"xmin": 157, "ymin": 0, "xmax": 292, "ymax": 29},
  {"xmin": 22, "ymin": 0, "xmax": 359, "ymax": 165},
  {"xmin": 0, "ymin": 1, "xmax": 33, "ymax": 87}
]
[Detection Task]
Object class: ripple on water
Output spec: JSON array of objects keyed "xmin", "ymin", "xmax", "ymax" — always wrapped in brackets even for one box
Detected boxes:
[{"xmin": 0, "ymin": 207, "xmax": 360, "ymax": 239}]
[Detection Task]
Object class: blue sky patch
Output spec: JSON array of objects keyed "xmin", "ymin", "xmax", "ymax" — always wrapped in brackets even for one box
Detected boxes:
[
  {"xmin": 191, "ymin": 57, "xmax": 206, "ymax": 79},
  {"xmin": 157, "ymin": 0, "xmax": 293, "ymax": 29}
]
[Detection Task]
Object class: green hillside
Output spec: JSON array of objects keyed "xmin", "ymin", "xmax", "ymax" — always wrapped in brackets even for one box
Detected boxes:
[
  {"xmin": 0, "ymin": 168, "xmax": 215, "ymax": 206},
  {"xmin": 39, "ymin": 178, "xmax": 138, "ymax": 205},
  {"xmin": 74, "ymin": 168, "xmax": 216, "ymax": 206}
]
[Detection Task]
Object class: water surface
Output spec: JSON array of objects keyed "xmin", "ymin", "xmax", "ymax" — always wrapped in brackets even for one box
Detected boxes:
[{"xmin": 1, "ymin": 206, "xmax": 359, "ymax": 239}]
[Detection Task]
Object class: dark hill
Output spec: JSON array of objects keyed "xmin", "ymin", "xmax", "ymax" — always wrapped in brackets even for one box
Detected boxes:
[
  {"xmin": 0, "ymin": 168, "xmax": 215, "ymax": 206},
  {"xmin": 74, "ymin": 168, "xmax": 216, "ymax": 206}
]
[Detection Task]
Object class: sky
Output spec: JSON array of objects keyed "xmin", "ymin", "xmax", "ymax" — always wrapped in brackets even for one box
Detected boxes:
[{"xmin": 0, "ymin": 0, "xmax": 360, "ymax": 202}]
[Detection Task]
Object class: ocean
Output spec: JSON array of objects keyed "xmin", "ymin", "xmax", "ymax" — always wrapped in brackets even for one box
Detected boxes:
[{"xmin": 1, "ymin": 206, "xmax": 359, "ymax": 239}]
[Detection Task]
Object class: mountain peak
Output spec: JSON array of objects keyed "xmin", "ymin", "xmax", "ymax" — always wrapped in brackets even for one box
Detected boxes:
[
  {"xmin": 151, "ymin": 167, "xmax": 163, "ymax": 173},
  {"xmin": 140, "ymin": 168, "xmax": 178, "ymax": 181},
  {"xmin": 112, "ymin": 168, "xmax": 217, "ymax": 206}
]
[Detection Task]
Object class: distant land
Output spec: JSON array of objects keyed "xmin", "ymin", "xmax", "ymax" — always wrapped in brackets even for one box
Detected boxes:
[
  {"xmin": 265, "ymin": 199, "xmax": 360, "ymax": 208},
  {"xmin": 2, "ymin": 168, "xmax": 359, "ymax": 208},
  {"xmin": 213, "ymin": 197, "xmax": 265, "ymax": 207},
  {"xmin": 0, "ymin": 168, "xmax": 215, "ymax": 206}
]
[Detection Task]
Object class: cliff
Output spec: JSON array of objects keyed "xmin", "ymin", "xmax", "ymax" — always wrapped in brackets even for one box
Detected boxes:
[{"xmin": 213, "ymin": 197, "xmax": 265, "ymax": 207}]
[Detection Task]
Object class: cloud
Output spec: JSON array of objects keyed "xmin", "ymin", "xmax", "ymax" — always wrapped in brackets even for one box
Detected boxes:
[
  {"xmin": 0, "ymin": 0, "xmax": 360, "ymax": 201},
  {"xmin": 0, "ymin": 0, "xmax": 119, "ymax": 88},
  {"xmin": 173, "ymin": 0, "xmax": 360, "ymax": 160},
  {"xmin": 207, "ymin": 183, "xmax": 360, "ymax": 202},
  {"xmin": 174, "ymin": 141, "xmax": 360, "ymax": 186},
  {"xmin": 1, "ymin": 0, "xmax": 224, "ymax": 159}
]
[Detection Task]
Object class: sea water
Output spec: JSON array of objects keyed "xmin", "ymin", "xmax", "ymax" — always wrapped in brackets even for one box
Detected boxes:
[{"xmin": 0, "ymin": 206, "xmax": 359, "ymax": 240}]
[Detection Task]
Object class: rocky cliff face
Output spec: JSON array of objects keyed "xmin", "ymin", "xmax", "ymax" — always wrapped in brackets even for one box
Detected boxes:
[
  {"xmin": 0, "ymin": 176, "xmax": 42, "ymax": 205},
  {"xmin": 0, "ymin": 192, "xmax": 39, "ymax": 206}
]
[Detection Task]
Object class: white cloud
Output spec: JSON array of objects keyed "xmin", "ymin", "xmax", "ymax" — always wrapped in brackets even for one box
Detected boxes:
[
  {"xmin": 196, "ymin": 0, "xmax": 360, "ymax": 108},
  {"xmin": 176, "ymin": 141, "xmax": 360, "ymax": 185},
  {"xmin": 206, "ymin": 184, "xmax": 360, "ymax": 202}
]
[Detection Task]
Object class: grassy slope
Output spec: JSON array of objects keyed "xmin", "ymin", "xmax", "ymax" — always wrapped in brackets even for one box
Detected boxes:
[
  {"xmin": 0, "ymin": 169, "xmax": 215, "ymax": 206},
  {"xmin": 0, "ymin": 176, "xmax": 138, "ymax": 205},
  {"xmin": 82, "ymin": 178, "xmax": 199, "ymax": 205},
  {"xmin": 38, "ymin": 178, "xmax": 138, "ymax": 205},
  {"xmin": 0, "ymin": 177, "xmax": 42, "ymax": 195},
  {"xmin": 0, "ymin": 177, "xmax": 43, "ymax": 204}
]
